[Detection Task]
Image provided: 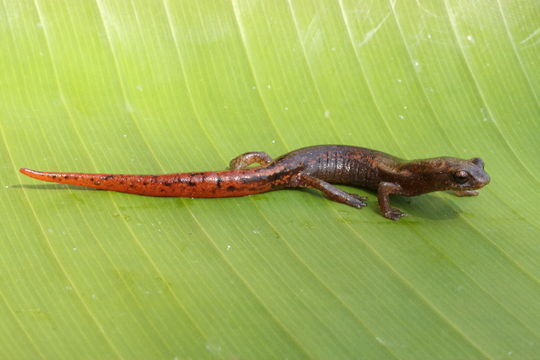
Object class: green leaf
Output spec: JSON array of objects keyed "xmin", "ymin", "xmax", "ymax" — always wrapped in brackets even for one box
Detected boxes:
[{"xmin": 1, "ymin": 0, "xmax": 539, "ymax": 359}]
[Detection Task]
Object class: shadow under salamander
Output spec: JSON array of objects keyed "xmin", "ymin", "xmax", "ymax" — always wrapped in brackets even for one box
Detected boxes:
[
  {"xmin": 13, "ymin": 183, "xmax": 460, "ymax": 220},
  {"xmin": 299, "ymin": 187, "xmax": 460, "ymax": 221},
  {"xmin": 389, "ymin": 193, "xmax": 460, "ymax": 221}
]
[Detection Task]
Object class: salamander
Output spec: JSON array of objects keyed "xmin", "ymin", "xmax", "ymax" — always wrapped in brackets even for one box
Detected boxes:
[{"xmin": 19, "ymin": 145, "xmax": 490, "ymax": 220}]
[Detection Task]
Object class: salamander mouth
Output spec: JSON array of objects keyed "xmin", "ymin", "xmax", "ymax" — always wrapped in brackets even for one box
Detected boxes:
[
  {"xmin": 457, "ymin": 174, "xmax": 490, "ymax": 191},
  {"xmin": 476, "ymin": 173, "xmax": 491, "ymax": 188}
]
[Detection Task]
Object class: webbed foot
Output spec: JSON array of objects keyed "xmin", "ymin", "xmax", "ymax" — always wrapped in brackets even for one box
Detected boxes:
[
  {"xmin": 383, "ymin": 208, "xmax": 407, "ymax": 221},
  {"xmin": 347, "ymin": 194, "xmax": 368, "ymax": 208}
]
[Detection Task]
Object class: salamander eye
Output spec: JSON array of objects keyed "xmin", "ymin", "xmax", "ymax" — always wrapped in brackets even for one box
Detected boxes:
[{"xmin": 453, "ymin": 170, "xmax": 469, "ymax": 184}]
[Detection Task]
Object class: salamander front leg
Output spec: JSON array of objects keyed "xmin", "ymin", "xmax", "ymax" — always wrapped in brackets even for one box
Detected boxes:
[
  {"xmin": 299, "ymin": 174, "xmax": 367, "ymax": 209},
  {"xmin": 377, "ymin": 182, "xmax": 406, "ymax": 220},
  {"xmin": 229, "ymin": 152, "xmax": 273, "ymax": 170}
]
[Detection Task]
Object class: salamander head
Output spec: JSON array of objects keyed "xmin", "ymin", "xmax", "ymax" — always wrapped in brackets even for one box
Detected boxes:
[{"xmin": 400, "ymin": 157, "xmax": 490, "ymax": 194}]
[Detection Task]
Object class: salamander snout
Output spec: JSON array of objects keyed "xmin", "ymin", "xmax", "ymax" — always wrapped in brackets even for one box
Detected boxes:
[
  {"xmin": 471, "ymin": 170, "xmax": 490, "ymax": 189},
  {"xmin": 469, "ymin": 157, "xmax": 490, "ymax": 189},
  {"xmin": 451, "ymin": 157, "xmax": 490, "ymax": 190}
]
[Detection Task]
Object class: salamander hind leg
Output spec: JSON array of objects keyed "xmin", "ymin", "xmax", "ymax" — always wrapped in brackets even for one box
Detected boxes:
[
  {"xmin": 299, "ymin": 174, "xmax": 367, "ymax": 209},
  {"xmin": 229, "ymin": 152, "xmax": 273, "ymax": 170}
]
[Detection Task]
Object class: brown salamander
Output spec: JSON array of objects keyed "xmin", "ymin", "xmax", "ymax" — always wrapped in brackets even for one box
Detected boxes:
[{"xmin": 19, "ymin": 145, "xmax": 490, "ymax": 220}]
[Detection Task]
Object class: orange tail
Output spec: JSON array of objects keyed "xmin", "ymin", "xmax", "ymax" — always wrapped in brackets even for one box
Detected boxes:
[{"xmin": 19, "ymin": 167, "xmax": 282, "ymax": 197}]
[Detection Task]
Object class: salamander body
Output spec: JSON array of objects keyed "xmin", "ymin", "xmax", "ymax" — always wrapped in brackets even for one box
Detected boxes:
[{"xmin": 20, "ymin": 145, "xmax": 490, "ymax": 220}]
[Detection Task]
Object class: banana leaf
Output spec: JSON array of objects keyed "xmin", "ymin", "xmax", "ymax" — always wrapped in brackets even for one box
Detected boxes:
[{"xmin": 1, "ymin": 0, "xmax": 539, "ymax": 359}]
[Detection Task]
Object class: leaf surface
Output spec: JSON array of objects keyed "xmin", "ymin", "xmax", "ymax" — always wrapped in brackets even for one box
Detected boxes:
[{"xmin": 1, "ymin": 0, "xmax": 539, "ymax": 359}]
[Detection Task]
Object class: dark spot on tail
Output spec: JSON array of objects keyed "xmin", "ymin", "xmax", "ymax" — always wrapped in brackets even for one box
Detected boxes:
[
  {"xmin": 102, "ymin": 175, "xmax": 113, "ymax": 180},
  {"xmin": 227, "ymin": 185, "xmax": 236, "ymax": 191},
  {"xmin": 216, "ymin": 178, "xmax": 222, "ymax": 188}
]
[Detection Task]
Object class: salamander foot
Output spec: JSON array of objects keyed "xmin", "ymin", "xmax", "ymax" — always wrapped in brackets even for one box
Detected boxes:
[{"xmin": 383, "ymin": 208, "xmax": 407, "ymax": 221}]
